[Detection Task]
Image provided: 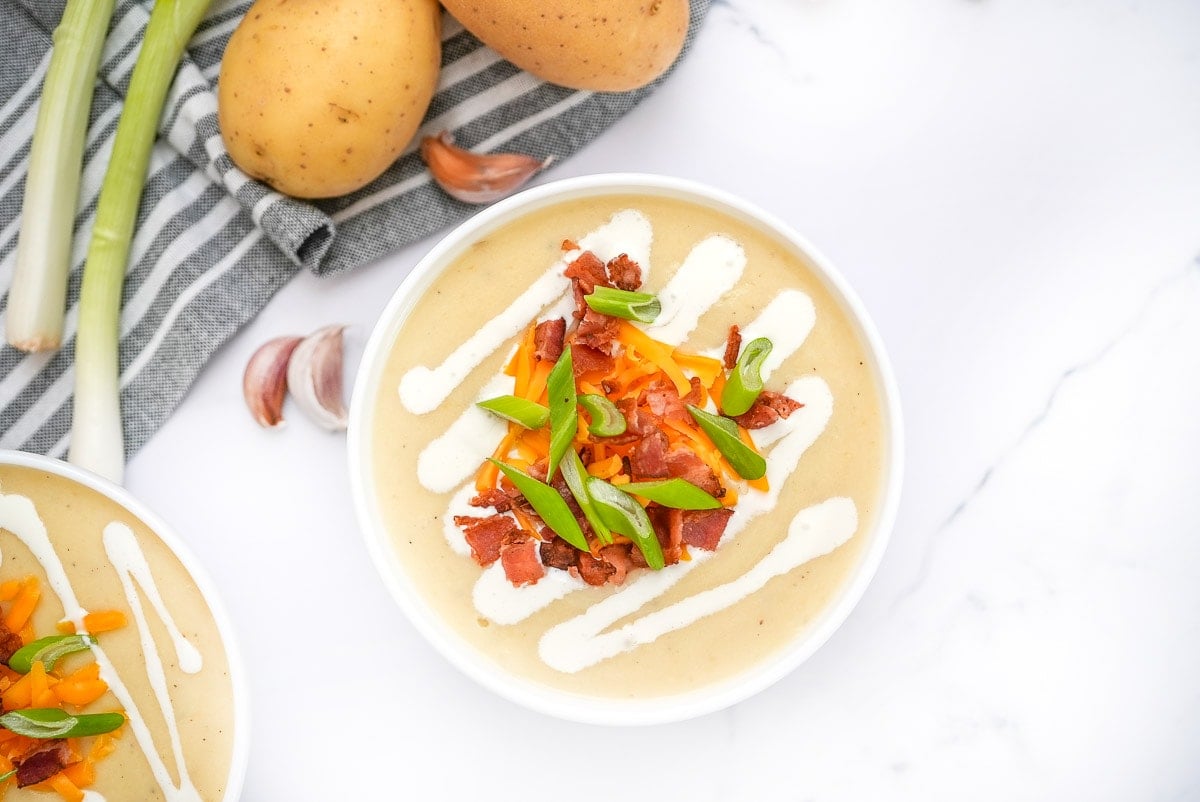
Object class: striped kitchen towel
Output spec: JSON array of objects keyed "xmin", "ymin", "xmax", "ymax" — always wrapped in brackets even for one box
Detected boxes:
[{"xmin": 0, "ymin": 0, "xmax": 709, "ymax": 460}]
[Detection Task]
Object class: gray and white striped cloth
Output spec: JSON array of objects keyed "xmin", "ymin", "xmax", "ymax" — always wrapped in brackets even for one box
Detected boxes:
[{"xmin": 0, "ymin": 0, "xmax": 709, "ymax": 460}]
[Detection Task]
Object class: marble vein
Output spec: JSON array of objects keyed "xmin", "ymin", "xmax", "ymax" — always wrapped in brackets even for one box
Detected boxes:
[
  {"xmin": 892, "ymin": 257, "xmax": 1200, "ymax": 607},
  {"xmin": 709, "ymin": 0, "xmax": 804, "ymax": 84}
]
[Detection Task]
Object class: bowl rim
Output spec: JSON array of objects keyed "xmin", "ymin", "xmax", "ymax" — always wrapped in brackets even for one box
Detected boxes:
[
  {"xmin": 348, "ymin": 172, "xmax": 904, "ymax": 726},
  {"xmin": 0, "ymin": 450, "xmax": 251, "ymax": 799}
]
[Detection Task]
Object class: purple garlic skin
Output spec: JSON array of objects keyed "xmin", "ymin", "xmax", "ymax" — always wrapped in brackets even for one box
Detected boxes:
[
  {"xmin": 244, "ymin": 336, "xmax": 302, "ymax": 428},
  {"xmin": 287, "ymin": 325, "xmax": 348, "ymax": 431}
]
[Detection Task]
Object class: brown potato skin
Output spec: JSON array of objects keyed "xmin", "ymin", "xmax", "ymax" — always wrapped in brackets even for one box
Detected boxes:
[
  {"xmin": 218, "ymin": 0, "xmax": 441, "ymax": 199},
  {"xmin": 441, "ymin": 0, "xmax": 689, "ymax": 92}
]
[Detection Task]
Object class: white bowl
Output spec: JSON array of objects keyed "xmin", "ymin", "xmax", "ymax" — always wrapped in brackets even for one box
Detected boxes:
[
  {"xmin": 0, "ymin": 450, "xmax": 250, "ymax": 800},
  {"xmin": 348, "ymin": 173, "xmax": 903, "ymax": 725}
]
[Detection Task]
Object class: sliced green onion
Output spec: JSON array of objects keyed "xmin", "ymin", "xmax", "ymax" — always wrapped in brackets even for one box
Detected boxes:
[
  {"xmin": 0, "ymin": 709, "xmax": 124, "ymax": 739},
  {"xmin": 578, "ymin": 394, "xmax": 626, "ymax": 437},
  {"xmin": 620, "ymin": 479, "xmax": 722, "ymax": 510},
  {"xmin": 70, "ymin": 0, "xmax": 216, "ymax": 484},
  {"xmin": 721, "ymin": 337, "xmax": 773, "ymax": 416},
  {"xmin": 490, "ymin": 460, "xmax": 588, "ymax": 551},
  {"xmin": 545, "ymin": 347, "xmax": 577, "ymax": 480},
  {"xmin": 686, "ymin": 405, "xmax": 766, "ymax": 480},
  {"xmin": 586, "ymin": 477, "xmax": 665, "ymax": 570},
  {"xmin": 560, "ymin": 451, "xmax": 612, "ymax": 545},
  {"xmin": 476, "ymin": 395, "xmax": 549, "ymax": 429},
  {"xmin": 7, "ymin": 634, "xmax": 95, "ymax": 674},
  {"xmin": 583, "ymin": 286, "xmax": 661, "ymax": 323},
  {"xmin": 6, "ymin": 0, "xmax": 118, "ymax": 352},
  {"xmin": 0, "ymin": 769, "xmax": 13, "ymax": 783}
]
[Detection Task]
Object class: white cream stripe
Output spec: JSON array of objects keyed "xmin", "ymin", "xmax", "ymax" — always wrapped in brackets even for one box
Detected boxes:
[
  {"xmin": 400, "ymin": 209, "xmax": 651, "ymax": 416},
  {"xmin": 541, "ymin": 498, "xmax": 857, "ymax": 672},
  {"xmin": 102, "ymin": 523, "xmax": 202, "ymax": 801},
  {"xmin": 644, "ymin": 235, "xmax": 745, "ymax": 345},
  {"xmin": 475, "ymin": 377, "xmax": 838, "ymax": 628}
]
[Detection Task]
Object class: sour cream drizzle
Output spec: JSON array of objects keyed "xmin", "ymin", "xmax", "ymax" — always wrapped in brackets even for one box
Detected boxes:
[
  {"xmin": 404, "ymin": 209, "xmax": 858, "ymax": 672},
  {"xmin": 399, "ymin": 209, "xmax": 653, "ymax": 416},
  {"xmin": 101, "ymin": 523, "xmax": 203, "ymax": 801},
  {"xmin": 460, "ymin": 291, "xmax": 823, "ymax": 626},
  {"xmin": 476, "ymin": 376, "xmax": 836, "ymax": 630},
  {"xmin": 539, "ymin": 497, "xmax": 857, "ymax": 672},
  {"xmin": 419, "ymin": 228, "xmax": 745, "ymax": 495},
  {"xmin": 0, "ymin": 493, "xmax": 204, "ymax": 802},
  {"xmin": 643, "ymin": 235, "xmax": 745, "ymax": 344}
]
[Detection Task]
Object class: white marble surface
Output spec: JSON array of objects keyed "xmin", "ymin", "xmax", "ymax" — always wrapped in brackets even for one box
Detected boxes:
[{"xmin": 128, "ymin": 1, "xmax": 1200, "ymax": 799}]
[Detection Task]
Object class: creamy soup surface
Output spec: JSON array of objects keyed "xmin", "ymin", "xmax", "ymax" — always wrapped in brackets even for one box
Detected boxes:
[
  {"xmin": 369, "ymin": 194, "xmax": 886, "ymax": 698},
  {"xmin": 0, "ymin": 465, "xmax": 235, "ymax": 801}
]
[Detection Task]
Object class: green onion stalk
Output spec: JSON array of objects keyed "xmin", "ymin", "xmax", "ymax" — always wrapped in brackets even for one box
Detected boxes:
[
  {"xmin": 70, "ymin": 0, "xmax": 213, "ymax": 483},
  {"xmin": 6, "ymin": 0, "xmax": 118, "ymax": 352}
]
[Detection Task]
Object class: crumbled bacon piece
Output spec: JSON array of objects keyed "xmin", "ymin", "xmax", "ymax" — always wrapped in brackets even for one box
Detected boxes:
[
  {"xmin": 575, "ymin": 307, "xmax": 619, "ymax": 351},
  {"xmin": 500, "ymin": 536, "xmax": 544, "ymax": 587},
  {"xmin": 606, "ymin": 253, "xmax": 643, "ymax": 290},
  {"xmin": 14, "ymin": 740, "xmax": 72, "ymax": 788},
  {"xmin": 565, "ymin": 250, "xmax": 611, "ymax": 319},
  {"xmin": 724, "ymin": 324, "xmax": 742, "ymax": 370},
  {"xmin": 647, "ymin": 505, "xmax": 683, "ymax": 566},
  {"xmin": 665, "ymin": 450, "xmax": 722, "ymax": 496},
  {"xmin": 642, "ymin": 381, "xmax": 688, "ymax": 423},
  {"xmin": 630, "ymin": 429, "xmax": 669, "ymax": 480},
  {"xmin": 526, "ymin": 460, "xmax": 548, "ymax": 482},
  {"xmin": 732, "ymin": 390, "xmax": 803, "ymax": 429},
  {"xmin": 571, "ymin": 343, "xmax": 615, "ymax": 378},
  {"xmin": 680, "ymin": 509, "xmax": 733, "ymax": 551},
  {"xmin": 616, "ymin": 398, "xmax": 659, "ymax": 439},
  {"xmin": 561, "ymin": 238, "xmax": 579, "ymax": 251},
  {"xmin": 469, "ymin": 488, "xmax": 513, "ymax": 513},
  {"xmin": 564, "ymin": 251, "xmax": 609, "ymax": 295},
  {"xmin": 539, "ymin": 536, "xmax": 579, "ymax": 572},
  {"xmin": 681, "ymin": 376, "xmax": 703, "ymax": 407},
  {"xmin": 598, "ymin": 544, "xmax": 635, "ymax": 585},
  {"xmin": 575, "ymin": 551, "xmax": 616, "ymax": 586},
  {"xmin": 533, "ymin": 318, "xmax": 566, "ymax": 362},
  {"xmin": 0, "ymin": 617, "xmax": 24, "ymax": 665},
  {"xmin": 455, "ymin": 514, "xmax": 518, "ymax": 567}
]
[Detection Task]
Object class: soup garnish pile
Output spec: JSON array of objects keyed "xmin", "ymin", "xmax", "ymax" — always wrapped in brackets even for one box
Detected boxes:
[
  {"xmin": 375, "ymin": 198, "xmax": 886, "ymax": 694},
  {"xmin": 0, "ymin": 577, "xmax": 127, "ymax": 798},
  {"xmin": 456, "ymin": 244, "xmax": 803, "ymax": 589},
  {"xmin": 0, "ymin": 465, "xmax": 237, "ymax": 801}
]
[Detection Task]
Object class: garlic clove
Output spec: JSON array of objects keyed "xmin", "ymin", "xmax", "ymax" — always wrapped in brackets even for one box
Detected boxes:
[
  {"xmin": 244, "ymin": 336, "xmax": 302, "ymax": 428},
  {"xmin": 287, "ymin": 325, "xmax": 348, "ymax": 431},
  {"xmin": 420, "ymin": 131, "xmax": 553, "ymax": 205}
]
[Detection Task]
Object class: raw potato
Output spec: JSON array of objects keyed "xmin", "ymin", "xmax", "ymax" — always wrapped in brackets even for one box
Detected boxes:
[
  {"xmin": 440, "ymin": 0, "xmax": 689, "ymax": 92},
  {"xmin": 218, "ymin": 0, "xmax": 442, "ymax": 199}
]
